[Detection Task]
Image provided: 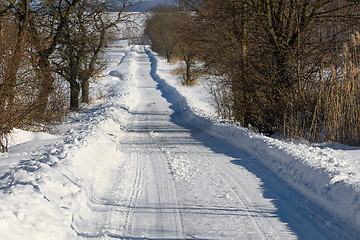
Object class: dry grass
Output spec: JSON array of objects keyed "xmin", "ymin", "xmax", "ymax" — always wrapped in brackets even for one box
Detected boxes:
[
  {"xmin": 283, "ymin": 32, "xmax": 360, "ymax": 145},
  {"xmin": 181, "ymin": 79, "xmax": 199, "ymax": 86},
  {"xmin": 171, "ymin": 66, "xmax": 200, "ymax": 86},
  {"xmin": 170, "ymin": 67, "xmax": 184, "ymax": 76}
]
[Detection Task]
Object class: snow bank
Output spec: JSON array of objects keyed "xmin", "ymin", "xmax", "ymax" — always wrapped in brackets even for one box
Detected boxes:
[
  {"xmin": 7, "ymin": 129, "xmax": 60, "ymax": 147},
  {"xmin": 0, "ymin": 102, "xmax": 129, "ymax": 240},
  {"xmin": 0, "ymin": 45, "xmax": 138, "ymax": 239},
  {"xmin": 145, "ymin": 47, "xmax": 360, "ymax": 230}
]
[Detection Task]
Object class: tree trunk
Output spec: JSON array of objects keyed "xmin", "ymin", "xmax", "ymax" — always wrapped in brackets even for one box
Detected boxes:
[
  {"xmin": 1, "ymin": 0, "xmax": 29, "ymax": 108},
  {"xmin": 185, "ymin": 60, "xmax": 191, "ymax": 85},
  {"xmin": 183, "ymin": 54, "xmax": 193, "ymax": 85},
  {"xmin": 34, "ymin": 56, "xmax": 55, "ymax": 118},
  {"xmin": 81, "ymin": 77, "xmax": 89, "ymax": 103},
  {"xmin": 30, "ymin": 0, "xmax": 81, "ymax": 117},
  {"xmin": 80, "ymin": 29, "xmax": 106, "ymax": 103},
  {"xmin": 0, "ymin": 15, "xmax": 3, "ymax": 44},
  {"xmin": 70, "ymin": 81, "xmax": 80, "ymax": 111}
]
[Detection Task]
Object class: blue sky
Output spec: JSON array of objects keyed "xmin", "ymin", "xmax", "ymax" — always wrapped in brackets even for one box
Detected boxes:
[
  {"xmin": 146, "ymin": 0, "xmax": 175, "ymax": 4},
  {"xmin": 138, "ymin": 0, "xmax": 177, "ymax": 10}
]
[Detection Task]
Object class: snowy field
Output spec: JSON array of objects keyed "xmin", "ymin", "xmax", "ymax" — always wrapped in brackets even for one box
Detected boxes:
[{"xmin": 0, "ymin": 42, "xmax": 360, "ymax": 239}]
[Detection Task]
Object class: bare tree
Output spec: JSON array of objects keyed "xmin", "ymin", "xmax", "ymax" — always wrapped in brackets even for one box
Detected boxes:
[
  {"xmin": 79, "ymin": 0, "xmax": 135, "ymax": 104},
  {"xmin": 179, "ymin": 0, "xmax": 360, "ymax": 143},
  {"xmin": 0, "ymin": 0, "xmax": 33, "ymax": 151},
  {"xmin": 174, "ymin": 10, "xmax": 200, "ymax": 85},
  {"xmin": 144, "ymin": 5, "xmax": 200, "ymax": 85},
  {"xmin": 56, "ymin": 0, "xmax": 137, "ymax": 110},
  {"xmin": 0, "ymin": 0, "xmax": 67, "ymax": 151},
  {"xmin": 1, "ymin": 0, "xmax": 31, "ymax": 109},
  {"xmin": 144, "ymin": 5, "xmax": 179, "ymax": 62},
  {"xmin": 28, "ymin": 0, "xmax": 81, "ymax": 118}
]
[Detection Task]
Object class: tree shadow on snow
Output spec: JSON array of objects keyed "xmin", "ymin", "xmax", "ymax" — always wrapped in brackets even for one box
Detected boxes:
[{"xmin": 145, "ymin": 46, "xmax": 359, "ymax": 240}]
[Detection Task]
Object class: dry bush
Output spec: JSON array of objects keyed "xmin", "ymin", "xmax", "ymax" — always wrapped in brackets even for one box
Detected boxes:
[
  {"xmin": 0, "ymin": 23, "xmax": 67, "ymax": 152},
  {"xmin": 282, "ymin": 32, "xmax": 360, "ymax": 146},
  {"xmin": 0, "ymin": 22, "xmax": 23, "ymax": 152},
  {"xmin": 171, "ymin": 66, "xmax": 200, "ymax": 86},
  {"xmin": 170, "ymin": 65, "xmax": 201, "ymax": 86},
  {"xmin": 168, "ymin": 56, "xmax": 182, "ymax": 64},
  {"xmin": 179, "ymin": 0, "xmax": 360, "ymax": 141},
  {"xmin": 38, "ymin": 76, "xmax": 68, "ymax": 124},
  {"xmin": 321, "ymin": 36, "xmax": 360, "ymax": 145},
  {"xmin": 204, "ymin": 76, "xmax": 233, "ymax": 120},
  {"xmin": 170, "ymin": 67, "xmax": 184, "ymax": 76}
]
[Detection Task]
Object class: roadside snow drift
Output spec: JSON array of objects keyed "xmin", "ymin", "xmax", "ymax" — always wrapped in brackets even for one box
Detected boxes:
[
  {"xmin": 0, "ymin": 46, "xmax": 137, "ymax": 239},
  {"xmin": 146, "ymin": 47, "xmax": 360, "ymax": 231}
]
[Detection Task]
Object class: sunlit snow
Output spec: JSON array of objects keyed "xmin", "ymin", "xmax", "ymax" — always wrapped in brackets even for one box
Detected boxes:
[{"xmin": 1, "ymin": 20, "xmax": 360, "ymax": 240}]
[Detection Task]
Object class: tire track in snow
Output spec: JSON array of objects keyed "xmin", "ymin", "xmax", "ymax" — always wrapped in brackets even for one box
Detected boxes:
[
  {"xmin": 148, "ymin": 132, "xmax": 185, "ymax": 238},
  {"xmin": 204, "ymin": 155, "xmax": 274, "ymax": 240},
  {"xmin": 120, "ymin": 54, "xmax": 145, "ymax": 237},
  {"xmin": 120, "ymin": 47, "xmax": 185, "ymax": 239},
  {"xmin": 150, "ymin": 128, "xmax": 286, "ymax": 239},
  {"xmin": 140, "ymin": 45, "xmax": 291, "ymax": 239},
  {"xmin": 122, "ymin": 144, "xmax": 144, "ymax": 236},
  {"xmin": 76, "ymin": 44, "xmax": 352, "ymax": 239}
]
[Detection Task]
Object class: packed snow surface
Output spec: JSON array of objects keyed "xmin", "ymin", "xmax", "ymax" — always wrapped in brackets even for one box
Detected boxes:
[{"xmin": 0, "ymin": 44, "xmax": 360, "ymax": 239}]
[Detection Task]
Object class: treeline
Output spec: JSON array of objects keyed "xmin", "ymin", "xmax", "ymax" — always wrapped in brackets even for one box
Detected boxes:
[
  {"xmin": 0, "ymin": 0, "xmax": 136, "ymax": 152},
  {"xmin": 144, "ymin": 5, "xmax": 199, "ymax": 86},
  {"xmin": 145, "ymin": 0, "xmax": 360, "ymax": 146}
]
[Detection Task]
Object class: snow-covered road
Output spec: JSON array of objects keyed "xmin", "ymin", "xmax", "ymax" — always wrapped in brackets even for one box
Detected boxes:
[
  {"xmin": 1, "ymin": 45, "xmax": 359, "ymax": 239},
  {"xmin": 72, "ymin": 46, "xmax": 356, "ymax": 239}
]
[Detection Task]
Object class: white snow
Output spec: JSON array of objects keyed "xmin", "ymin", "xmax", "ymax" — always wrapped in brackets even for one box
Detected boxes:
[
  {"xmin": 150, "ymin": 48, "xmax": 360, "ymax": 232},
  {"xmin": 0, "ymin": 40, "xmax": 359, "ymax": 239},
  {"xmin": 7, "ymin": 129, "xmax": 60, "ymax": 147}
]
